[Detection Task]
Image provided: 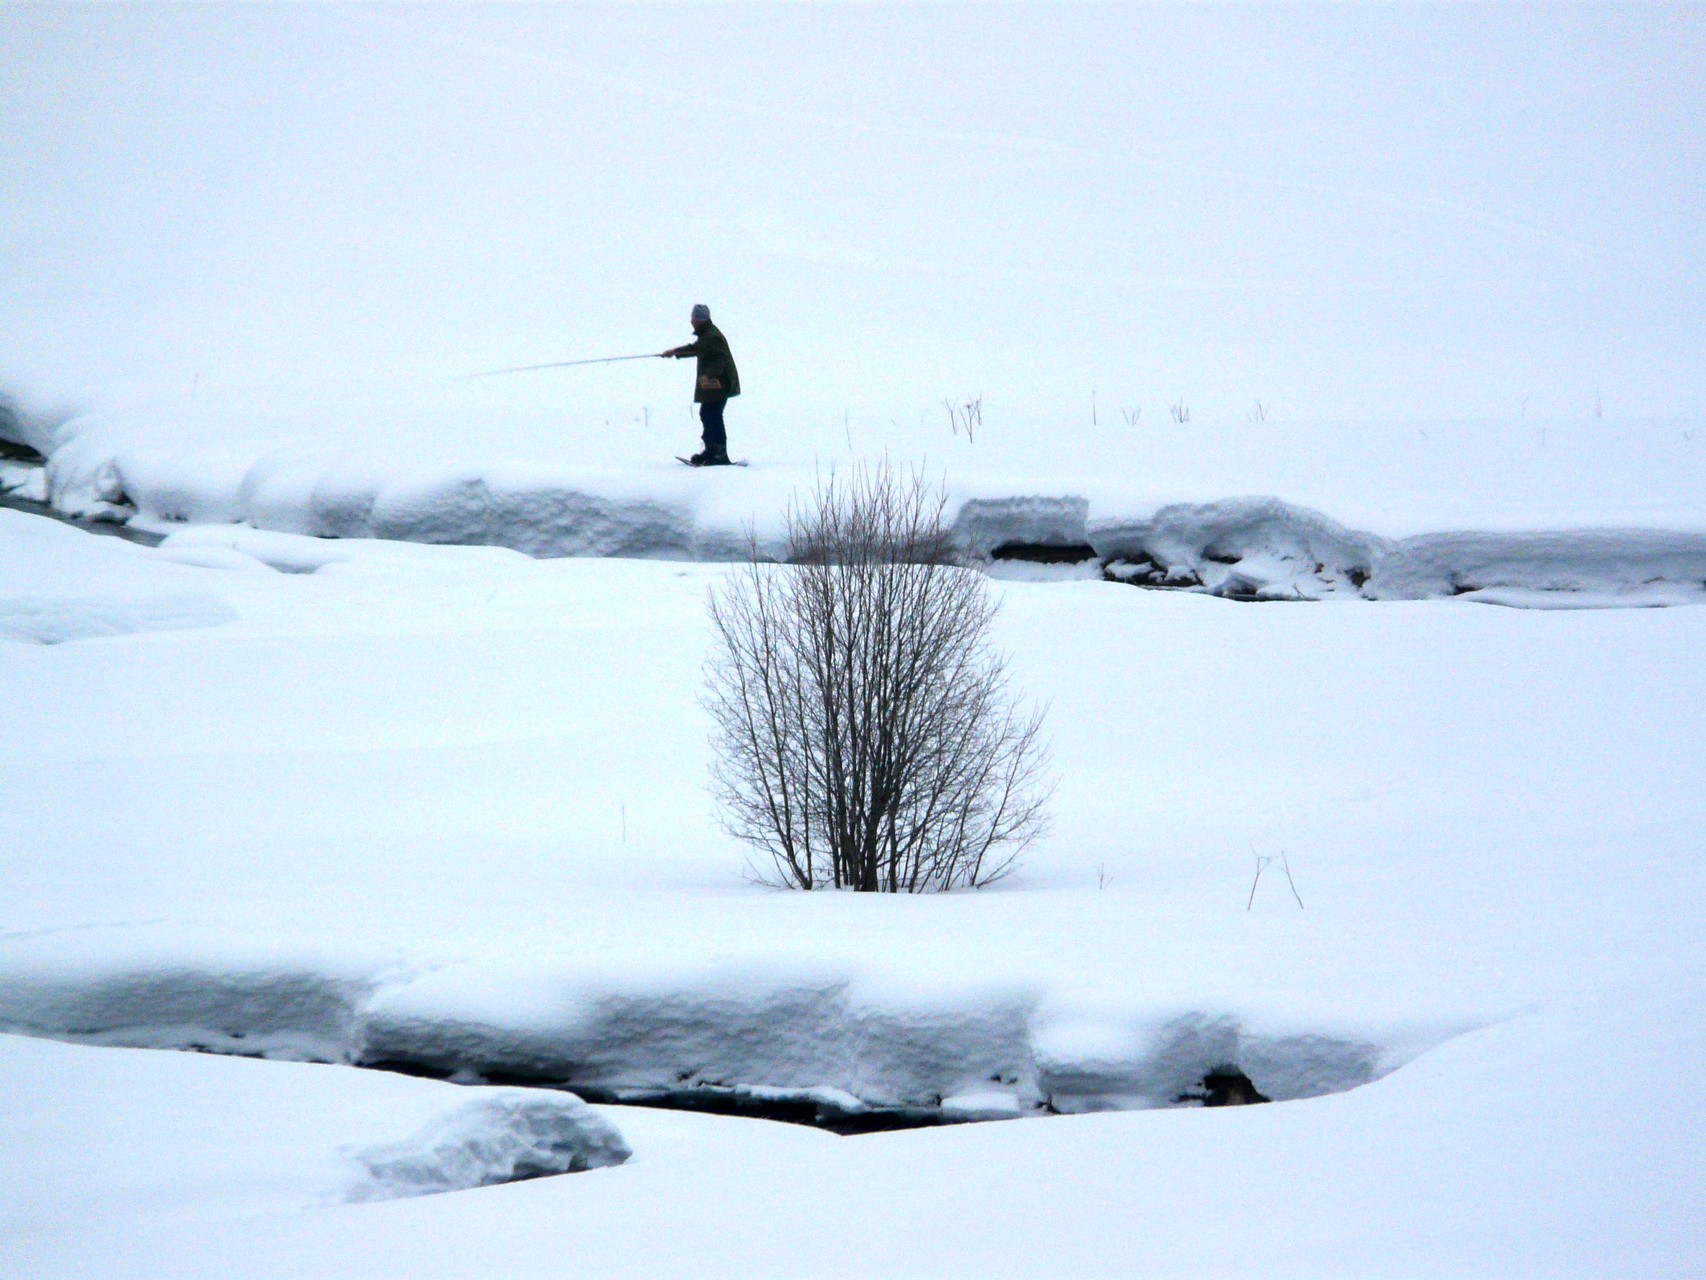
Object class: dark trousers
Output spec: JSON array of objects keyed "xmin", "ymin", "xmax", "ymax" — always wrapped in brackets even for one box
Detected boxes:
[{"xmin": 699, "ymin": 398, "xmax": 728, "ymax": 456}]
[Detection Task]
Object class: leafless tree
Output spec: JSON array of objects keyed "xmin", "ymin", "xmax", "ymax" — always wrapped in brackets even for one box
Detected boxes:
[{"xmin": 704, "ymin": 462, "xmax": 1052, "ymax": 892}]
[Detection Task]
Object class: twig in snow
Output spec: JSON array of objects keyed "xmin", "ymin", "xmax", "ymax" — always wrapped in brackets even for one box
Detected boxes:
[
  {"xmin": 1248, "ymin": 844, "xmax": 1304, "ymax": 910},
  {"xmin": 1279, "ymin": 851, "xmax": 1304, "ymax": 909},
  {"xmin": 943, "ymin": 396, "xmax": 982, "ymax": 443}
]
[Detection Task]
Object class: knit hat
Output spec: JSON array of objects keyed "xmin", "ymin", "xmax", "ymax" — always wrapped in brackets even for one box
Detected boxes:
[{"xmin": 690, "ymin": 303, "xmax": 711, "ymax": 323}]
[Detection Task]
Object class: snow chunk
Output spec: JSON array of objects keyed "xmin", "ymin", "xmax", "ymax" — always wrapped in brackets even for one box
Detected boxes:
[
  {"xmin": 940, "ymin": 1089, "xmax": 1025, "ymax": 1120},
  {"xmin": 0, "ymin": 460, "xmax": 48, "ymax": 502},
  {"xmin": 42, "ymin": 430, "xmax": 136, "ymax": 521},
  {"xmin": 0, "ymin": 930, "xmax": 1448, "ymax": 1121},
  {"xmin": 1092, "ymin": 498, "xmax": 1381, "ymax": 599},
  {"xmin": 733, "ymin": 1083, "xmax": 870, "ymax": 1115},
  {"xmin": 348, "ymin": 1089, "xmax": 630, "ymax": 1200}
]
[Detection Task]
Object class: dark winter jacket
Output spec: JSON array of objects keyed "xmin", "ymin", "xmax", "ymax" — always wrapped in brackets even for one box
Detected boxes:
[{"xmin": 671, "ymin": 323, "xmax": 740, "ymax": 402}]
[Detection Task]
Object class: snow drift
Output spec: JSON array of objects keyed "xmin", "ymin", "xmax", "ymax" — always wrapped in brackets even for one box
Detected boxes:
[{"xmin": 0, "ymin": 509, "xmax": 237, "ymax": 644}]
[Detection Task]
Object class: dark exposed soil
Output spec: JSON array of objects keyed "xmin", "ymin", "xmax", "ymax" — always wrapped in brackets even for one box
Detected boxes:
[
  {"xmin": 990, "ymin": 541, "xmax": 1099, "ymax": 565},
  {"xmin": 1175, "ymin": 1067, "xmax": 1271, "ymax": 1107}
]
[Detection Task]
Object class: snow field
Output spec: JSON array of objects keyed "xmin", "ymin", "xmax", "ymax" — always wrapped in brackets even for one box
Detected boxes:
[
  {"xmin": 4, "ymin": 512, "xmax": 1703, "ymax": 1122},
  {"xmin": 1, "ymin": 497, "xmax": 1703, "ymax": 1274}
]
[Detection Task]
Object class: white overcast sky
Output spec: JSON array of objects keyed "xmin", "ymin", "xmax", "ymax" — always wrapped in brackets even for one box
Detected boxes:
[{"xmin": 3, "ymin": 3, "xmax": 1702, "ymax": 425}]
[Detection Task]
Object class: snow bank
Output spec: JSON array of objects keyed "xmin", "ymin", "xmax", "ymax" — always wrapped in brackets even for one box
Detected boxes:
[
  {"xmin": 357, "ymin": 964, "xmax": 1046, "ymax": 1110},
  {"xmin": 0, "ymin": 939, "xmax": 395, "ymax": 1063},
  {"xmin": 0, "ymin": 940, "xmax": 1431, "ymax": 1120},
  {"xmin": 1033, "ymin": 1009, "xmax": 1385, "ymax": 1113},
  {"xmin": 29, "ymin": 401, "xmax": 1706, "ymax": 604},
  {"xmin": 1093, "ymin": 498, "xmax": 1706, "ymax": 604},
  {"xmin": 1376, "ymin": 527, "xmax": 1706, "ymax": 603},
  {"xmin": 349, "ymin": 1090, "xmax": 630, "ymax": 1200}
]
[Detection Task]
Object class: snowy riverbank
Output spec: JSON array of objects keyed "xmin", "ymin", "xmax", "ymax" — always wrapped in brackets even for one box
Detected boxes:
[{"xmin": 5, "ymin": 394, "xmax": 1706, "ymax": 604}]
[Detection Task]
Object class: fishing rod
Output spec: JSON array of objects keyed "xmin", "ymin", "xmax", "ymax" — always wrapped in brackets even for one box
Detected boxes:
[{"xmin": 457, "ymin": 352, "xmax": 662, "ymax": 380}]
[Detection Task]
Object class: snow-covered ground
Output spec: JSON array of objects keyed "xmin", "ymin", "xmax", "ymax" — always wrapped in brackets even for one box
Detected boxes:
[
  {"xmin": 6, "ymin": 3, "xmax": 1704, "ymax": 1273},
  {"xmin": 7, "ymin": 992, "xmax": 1702, "ymax": 1280},
  {"xmin": 3, "ymin": 506, "xmax": 1703, "ymax": 1274}
]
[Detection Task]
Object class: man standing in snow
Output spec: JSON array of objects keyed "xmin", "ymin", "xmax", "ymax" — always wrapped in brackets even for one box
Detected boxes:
[{"xmin": 661, "ymin": 304, "xmax": 740, "ymax": 466}]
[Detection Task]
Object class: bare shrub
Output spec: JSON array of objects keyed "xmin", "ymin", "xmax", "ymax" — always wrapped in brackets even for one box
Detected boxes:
[{"xmin": 704, "ymin": 462, "xmax": 1051, "ymax": 892}]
